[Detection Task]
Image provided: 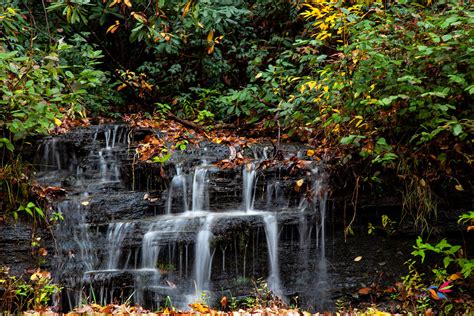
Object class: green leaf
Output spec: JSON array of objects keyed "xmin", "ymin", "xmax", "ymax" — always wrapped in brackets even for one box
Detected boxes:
[
  {"xmin": 443, "ymin": 256, "xmax": 452, "ymax": 268},
  {"xmin": 452, "ymin": 124, "xmax": 462, "ymax": 136},
  {"xmin": 35, "ymin": 207, "xmax": 45, "ymax": 218},
  {"xmin": 0, "ymin": 138, "xmax": 14, "ymax": 152}
]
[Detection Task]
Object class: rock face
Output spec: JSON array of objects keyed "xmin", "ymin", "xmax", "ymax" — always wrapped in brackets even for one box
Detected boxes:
[{"xmin": 15, "ymin": 124, "xmax": 417, "ymax": 312}]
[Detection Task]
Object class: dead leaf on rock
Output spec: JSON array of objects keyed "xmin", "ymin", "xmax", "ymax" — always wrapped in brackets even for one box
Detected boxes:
[
  {"xmin": 294, "ymin": 179, "xmax": 304, "ymax": 192},
  {"xmin": 358, "ymin": 287, "xmax": 372, "ymax": 295}
]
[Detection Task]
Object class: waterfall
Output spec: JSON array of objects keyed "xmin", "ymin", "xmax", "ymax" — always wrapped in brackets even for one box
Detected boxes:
[
  {"xmin": 166, "ymin": 165, "xmax": 188, "ymax": 214},
  {"xmin": 263, "ymin": 214, "xmax": 283, "ymax": 297},
  {"xmin": 193, "ymin": 215, "xmax": 214, "ymax": 295},
  {"xmin": 33, "ymin": 125, "xmax": 333, "ymax": 311},
  {"xmin": 297, "ymin": 167, "xmax": 329, "ymax": 309},
  {"xmin": 141, "ymin": 229, "xmax": 161, "ymax": 269},
  {"xmin": 242, "ymin": 163, "xmax": 256, "ymax": 212},
  {"xmin": 192, "ymin": 167, "xmax": 209, "ymax": 212},
  {"xmin": 106, "ymin": 222, "xmax": 133, "ymax": 270}
]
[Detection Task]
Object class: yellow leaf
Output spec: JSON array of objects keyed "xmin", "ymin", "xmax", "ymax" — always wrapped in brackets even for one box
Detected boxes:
[
  {"xmin": 106, "ymin": 21, "xmax": 120, "ymax": 34},
  {"xmin": 306, "ymin": 149, "xmax": 315, "ymax": 157},
  {"xmin": 117, "ymin": 83, "xmax": 127, "ymax": 91},
  {"xmin": 54, "ymin": 118, "xmax": 62, "ymax": 126},
  {"xmin": 419, "ymin": 179, "xmax": 426, "ymax": 187},
  {"xmin": 354, "ymin": 256, "xmax": 362, "ymax": 262},
  {"xmin": 212, "ymin": 137, "xmax": 222, "ymax": 144},
  {"xmin": 455, "ymin": 184, "xmax": 464, "ymax": 191},
  {"xmin": 131, "ymin": 12, "xmax": 147, "ymax": 23},
  {"xmin": 294, "ymin": 179, "xmax": 304, "ymax": 192},
  {"xmin": 182, "ymin": 0, "xmax": 192, "ymax": 17},
  {"xmin": 124, "ymin": 0, "xmax": 132, "ymax": 7},
  {"xmin": 207, "ymin": 29, "xmax": 214, "ymax": 44}
]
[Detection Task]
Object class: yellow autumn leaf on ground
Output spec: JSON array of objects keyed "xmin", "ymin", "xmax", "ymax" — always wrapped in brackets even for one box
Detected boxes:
[
  {"xmin": 306, "ymin": 149, "xmax": 315, "ymax": 157},
  {"xmin": 455, "ymin": 184, "xmax": 464, "ymax": 191},
  {"xmin": 54, "ymin": 118, "xmax": 62, "ymax": 126}
]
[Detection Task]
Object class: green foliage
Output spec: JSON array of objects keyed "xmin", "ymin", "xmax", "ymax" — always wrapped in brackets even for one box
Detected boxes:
[
  {"xmin": 412, "ymin": 236, "xmax": 473, "ymax": 281},
  {"xmin": 14, "ymin": 202, "xmax": 44, "ymax": 222},
  {"xmin": 367, "ymin": 214, "xmax": 397, "ymax": 236},
  {"xmin": 0, "ymin": 267, "xmax": 61, "ymax": 313},
  {"xmin": 399, "ymin": 211, "xmax": 474, "ymax": 313}
]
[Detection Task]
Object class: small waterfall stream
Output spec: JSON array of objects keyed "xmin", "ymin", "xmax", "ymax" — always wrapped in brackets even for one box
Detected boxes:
[
  {"xmin": 191, "ymin": 166, "xmax": 209, "ymax": 212},
  {"xmin": 35, "ymin": 126, "xmax": 330, "ymax": 311},
  {"xmin": 193, "ymin": 215, "xmax": 214, "ymax": 295}
]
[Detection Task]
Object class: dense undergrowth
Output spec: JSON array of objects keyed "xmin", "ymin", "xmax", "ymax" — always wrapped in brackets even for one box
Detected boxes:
[{"xmin": 0, "ymin": 0, "xmax": 473, "ymax": 314}]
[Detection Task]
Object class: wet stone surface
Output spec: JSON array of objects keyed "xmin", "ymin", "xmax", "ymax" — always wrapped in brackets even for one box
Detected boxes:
[{"xmin": 0, "ymin": 124, "xmax": 424, "ymax": 312}]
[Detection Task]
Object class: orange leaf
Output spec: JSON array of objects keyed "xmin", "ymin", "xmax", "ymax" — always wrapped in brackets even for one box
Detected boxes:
[
  {"xmin": 358, "ymin": 287, "xmax": 371, "ymax": 295},
  {"xmin": 182, "ymin": 0, "xmax": 193, "ymax": 17},
  {"xmin": 106, "ymin": 21, "xmax": 120, "ymax": 34},
  {"xmin": 207, "ymin": 44, "xmax": 215, "ymax": 54},
  {"xmin": 429, "ymin": 289, "xmax": 440, "ymax": 300},
  {"xmin": 449, "ymin": 273, "xmax": 462, "ymax": 281},
  {"xmin": 124, "ymin": 0, "xmax": 132, "ymax": 7},
  {"xmin": 467, "ymin": 225, "xmax": 474, "ymax": 232},
  {"xmin": 220, "ymin": 296, "xmax": 228, "ymax": 309}
]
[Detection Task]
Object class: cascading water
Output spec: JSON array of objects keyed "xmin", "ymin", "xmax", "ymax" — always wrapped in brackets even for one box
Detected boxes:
[
  {"xmin": 193, "ymin": 215, "xmax": 214, "ymax": 295},
  {"xmin": 191, "ymin": 166, "xmax": 209, "ymax": 212},
  {"xmin": 35, "ymin": 125, "xmax": 331, "ymax": 311},
  {"xmin": 242, "ymin": 163, "xmax": 256, "ymax": 212},
  {"xmin": 106, "ymin": 222, "xmax": 133, "ymax": 270},
  {"xmin": 262, "ymin": 214, "xmax": 283, "ymax": 297},
  {"xmin": 166, "ymin": 165, "xmax": 188, "ymax": 214}
]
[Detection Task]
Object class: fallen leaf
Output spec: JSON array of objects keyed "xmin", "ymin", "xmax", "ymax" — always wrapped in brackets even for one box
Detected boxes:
[
  {"xmin": 358, "ymin": 287, "xmax": 371, "ymax": 295},
  {"xmin": 354, "ymin": 256, "xmax": 362, "ymax": 262},
  {"xmin": 384, "ymin": 287, "xmax": 396, "ymax": 293},
  {"xmin": 220, "ymin": 296, "xmax": 228, "ymax": 309},
  {"xmin": 294, "ymin": 179, "xmax": 304, "ymax": 192},
  {"xmin": 455, "ymin": 184, "xmax": 464, "ymax": 191},
  {"xmin": 38, "ymin": 248, "xmax": 48, "ymax": 256},
  {"xmin": 81, "ymin": 201, "xmax": 90, "ymax": 206},
  {"xmin": 306, "ymin": 149, "xmax": 315, "ymax": 157}
]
